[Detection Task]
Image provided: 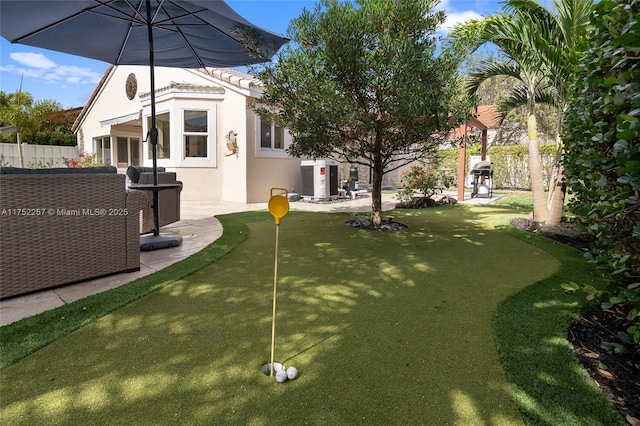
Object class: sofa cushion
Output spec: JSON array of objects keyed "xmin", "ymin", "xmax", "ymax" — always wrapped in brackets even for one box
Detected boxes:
[
  {"xmin": 126, "ymin": 166, "xmax": 166, "ymax": 183},
  {"xmin": 0, "ymin": 166, "xmax": 118, "ymax": 174}
]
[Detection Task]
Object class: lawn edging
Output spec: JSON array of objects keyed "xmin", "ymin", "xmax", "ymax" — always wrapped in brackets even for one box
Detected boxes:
[
  {"xmin": 492, "ymin": 218, "xmax": 625, "ymax": 425},
  {"xmin": 0, "ymin": 211, "xmax": 270, "ymax": 370}
]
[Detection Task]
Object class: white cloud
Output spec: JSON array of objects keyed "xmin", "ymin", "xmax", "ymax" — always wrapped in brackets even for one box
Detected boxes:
[
  {"xmin": 10, "ymin": 52, "xmax": 56, "ymax": 69},
  {"xmin": 2, "ymin": 52, "xmax": 102, "ymax": 86},
  {"xmin": 434, "ymin": 0, "xmax": 451, "ymax": 11},
  {"xmin": 435, "ymin": 0, "xmax": 485, "ymax": 34},
  {"xmin": 442, "ymin": 10, "xmax": 483, "ymax": 32},
  {"xmin": 55, "ymin": 65, "xmax": 102, "ymax": 84},
  {"xmin": 0, "ymin": 64, "xmax": 48, "ymax": 80}
]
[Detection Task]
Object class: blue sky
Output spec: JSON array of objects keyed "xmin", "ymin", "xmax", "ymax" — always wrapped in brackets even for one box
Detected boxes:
[{"xmin": 0, "ymin": 0, "xmax": 532, "ymax": 109}]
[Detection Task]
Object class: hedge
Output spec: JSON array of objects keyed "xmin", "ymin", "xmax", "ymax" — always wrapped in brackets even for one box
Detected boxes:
[
  {"xmin": 440, "ymin": 144, "xmax": 559, "ymax": 190},
  {"xmin": 0, "ymin": 132, "xmax": 77, "ymax": 146}
]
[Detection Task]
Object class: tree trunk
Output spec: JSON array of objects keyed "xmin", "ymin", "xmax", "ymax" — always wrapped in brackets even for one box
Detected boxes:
[
  {"xmin": 546, "ymin": 157, "xmax": 566, "ymax": 226},
  {"xmin": 527, "ymin": 114, "xmax": 548, "ymax": 223},
  {"xmin": 370, "ymin": 155, "xmax": 384, "ymax": 227},
  {"xmin": 17, "ymin": 132, "xmax": 24, "ymax": 168},
  {"xmin": 546, "ymin": 128, "xmax": 567, "ymax": 226}
]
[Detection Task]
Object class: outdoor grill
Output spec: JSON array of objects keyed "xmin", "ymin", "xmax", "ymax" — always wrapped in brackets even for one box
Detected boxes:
[{"xmin": 470, "ymin": 161, "xmax": 493, "ymax": 198}]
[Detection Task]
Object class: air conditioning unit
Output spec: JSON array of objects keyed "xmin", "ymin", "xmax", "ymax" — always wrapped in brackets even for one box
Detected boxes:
[{"xmin": 300, "ymin": 160, "xmax": 339, "ymax": 200}]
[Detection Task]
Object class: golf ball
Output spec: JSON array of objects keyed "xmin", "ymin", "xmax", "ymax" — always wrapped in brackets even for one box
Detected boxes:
[
  {"xmin": 286, "ymin": 366, "xmax": 298, "ymax": 380},
  {"xmin": 275, "ymin": 370, "xmax": 288, "ymax": 383}
]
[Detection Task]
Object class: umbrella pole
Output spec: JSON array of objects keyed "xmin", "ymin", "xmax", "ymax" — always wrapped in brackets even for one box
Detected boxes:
[
  {"xmin": 138, "ymin": 0, "xmax": 181, "ymax": 251},
  {"xmin": 270, "ymin": 223, "xmax": 280, "ymax": 377},
  {"xmin": 147, "ymin": 0, "xmax": 160, "ymax": 237}
]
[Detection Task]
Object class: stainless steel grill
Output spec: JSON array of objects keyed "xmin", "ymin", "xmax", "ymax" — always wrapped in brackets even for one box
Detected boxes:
[{"xmin": 470, "ymin": 161, "xmax": 493, "ymax": 198}]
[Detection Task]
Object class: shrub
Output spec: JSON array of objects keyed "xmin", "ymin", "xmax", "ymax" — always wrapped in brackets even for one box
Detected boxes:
[
  {"xmin": 63, "ymin": 152, "xmax": 102, "ymax": 168},
  {"xmin": 563, "ymin": 0, "xmax": 640, "ymax": 352},
  {"xmin": 439, "ymin": 144, "xmax": 557, "ymax": 190},
  {"xmin": 397, "ymin": 165, "xmax": 454, "ymax": 202},
  {"xmin": 0, "ymin": 131, "xmax": 76, "ymax": 146}
]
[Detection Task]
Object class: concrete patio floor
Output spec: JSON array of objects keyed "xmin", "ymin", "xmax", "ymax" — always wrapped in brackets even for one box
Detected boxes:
[{"xmin": 0, "ymin": 191, "xmax": 501, "ymax": 327}]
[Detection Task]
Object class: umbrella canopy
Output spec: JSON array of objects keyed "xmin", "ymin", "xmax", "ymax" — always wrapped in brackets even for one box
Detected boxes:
[
  {"xmin": 1, "ymin": 0, "xmax": 288, "ymax": 247},
  {"xmin": 0, "ymin": 0, "xmax": 287, "ymax": 68}
]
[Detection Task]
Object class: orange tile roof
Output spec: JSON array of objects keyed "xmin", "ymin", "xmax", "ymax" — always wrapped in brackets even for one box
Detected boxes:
[{"xmin": 475, "ymin": 105, "xmax": 501, "ymax": 129}]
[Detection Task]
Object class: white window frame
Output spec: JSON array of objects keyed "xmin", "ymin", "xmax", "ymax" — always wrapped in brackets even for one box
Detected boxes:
[
  {"xmin": 255, "ymin": 114, "xmax": 291, "ymax": 159},
  {"xmin": 114, "ymin": 133, "xmax": 141, "ymax": 169},
  {"xmin": 180, "ymin": 103, "xmax": 217, "ymax": 167},
  {"xmin": 145, "ymin": 110, "xmax": 172, "ymax": 161},
  {"xmin": 93, "ymin": 136, "xmax": 111, "ymax": 166},
  {"xmin": 183, "ymin": 109, "xmax": 209, "ymax": 159}
]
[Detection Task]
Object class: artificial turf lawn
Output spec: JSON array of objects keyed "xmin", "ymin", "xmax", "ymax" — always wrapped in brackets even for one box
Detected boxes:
[{"xmin": 0, "ymin": 206, "xmax": 621, "ymax": 425}]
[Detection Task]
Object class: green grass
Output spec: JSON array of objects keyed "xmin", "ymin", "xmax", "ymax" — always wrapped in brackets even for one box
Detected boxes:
[
  {"xmin": 492, "ymin": 220, "xmax": 623, "ymax": 425},
  {"xmin": 493, "ymin": 190, "xmax": 534, "ymax": 211},
  {"xmin": 0, "ymin": 205, "xmax": 622, "ymax": 425},
  {"xmin": 0, "ymin": 211, "xmax": 265, "ymax": 370}
]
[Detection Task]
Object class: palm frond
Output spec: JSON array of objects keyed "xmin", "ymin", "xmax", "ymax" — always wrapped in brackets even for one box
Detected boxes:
[
  {"xmin": 496, "ymin": 86, "xmax": 529, "ymax": 121},
  {"xmin": 465, "ymin": 59, "xmax": 521, "ymax": 95},
  {"xmin": 534, "ymin": 87, "xmax": 559, "ymax": 109},
  {"xmin": 441, "ymin": 18, "xmax": 488, "ymax": 57}
]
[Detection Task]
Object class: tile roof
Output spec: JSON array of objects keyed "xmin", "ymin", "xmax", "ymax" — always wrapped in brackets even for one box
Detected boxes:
[
  {"xmin": 475, "ymin": 105, "xmax": 501, "ymax": 129},
  {"xmin": 139, "ymin": 81, "xmax": 225, "ymax": 99},
  {"xmin": 204, "ymin": 68, "xmax": 263, "ymax": 89}
]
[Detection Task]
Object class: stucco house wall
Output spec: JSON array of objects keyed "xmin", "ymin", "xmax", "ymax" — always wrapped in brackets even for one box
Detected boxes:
[{"xmin": 74, "ymin": 65, "xmax": 302, "ymax": 203}]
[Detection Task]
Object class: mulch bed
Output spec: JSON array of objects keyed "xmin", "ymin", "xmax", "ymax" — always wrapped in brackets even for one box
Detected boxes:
[
  {"xmin": 570, "ymin": 306, "xmax": 640, "ymax": 424},
  {"xmin": 345, "ymin": 218, "xmax": 407, "ymax": 231}
]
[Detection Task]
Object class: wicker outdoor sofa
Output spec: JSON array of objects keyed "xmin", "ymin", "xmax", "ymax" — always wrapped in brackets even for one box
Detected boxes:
[{"xmin": 0, "ymin": 166, "xmax": 147, "ymax": 299}]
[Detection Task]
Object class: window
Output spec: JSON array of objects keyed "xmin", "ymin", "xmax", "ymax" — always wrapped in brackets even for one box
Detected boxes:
[
  {"xmin": 147, "ymin": 112, "xmax": 170, "ymax": 159},
  {"xmin": 116, "ymin": 136, "xmax": 140, "ymax": 167},
  {"xmin": 260, "ymin": 120, "xmax": 285, "ymax": 150},
  {"xmin": 183, "ymin": 110, "xmax": 207, "ymax": 158},
  {"xmin": 94, "ymin": 136, "xmax": 111, "ymax": 165},
  {"xmin": 117, "ymin": 137, "xmax": 128, "ymax": 167}
]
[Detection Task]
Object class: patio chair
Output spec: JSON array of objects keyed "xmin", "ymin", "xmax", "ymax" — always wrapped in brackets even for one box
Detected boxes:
[{"xmin": 126, "ymin": 166, "xmax": 182, "ymax": 234}]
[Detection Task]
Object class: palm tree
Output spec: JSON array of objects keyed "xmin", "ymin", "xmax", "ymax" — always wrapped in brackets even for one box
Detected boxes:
[
  {"xmin": 0, "ymin": 90, "xmax": 62, "ymax": 167},
  {"xmin": 506, "ymin": 0, "xmax": 595, "ymax": 225},
  {"xmin": 447, "ymin": 0, "xmax": 594, "ymax": 224}
]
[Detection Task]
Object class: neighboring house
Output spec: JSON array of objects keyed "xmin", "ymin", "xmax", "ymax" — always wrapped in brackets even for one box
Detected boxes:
[
  {"xmin": 0, "ymin": 126, "xmax": 17, "ymax": 136},
  {"xmin": 73, "ymin": 65, "xmax": 302, "ymax": 203}
]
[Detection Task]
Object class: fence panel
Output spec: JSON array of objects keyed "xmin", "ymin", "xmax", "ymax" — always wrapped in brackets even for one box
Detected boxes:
[{"xmin": 0, "ymin": 143, "xmax": 78, "ymax": 167}]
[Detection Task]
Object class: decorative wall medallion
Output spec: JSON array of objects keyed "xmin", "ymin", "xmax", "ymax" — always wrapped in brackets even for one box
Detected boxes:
[{"xmin": 125, "ymin": 73, "xmax": 137, "ymax": 100}]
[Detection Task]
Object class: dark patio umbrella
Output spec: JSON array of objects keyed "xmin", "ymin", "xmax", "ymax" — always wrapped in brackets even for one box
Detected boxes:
[{"xmin": 0, "ymin": 0, "xmax": 288, "ymax": 249}]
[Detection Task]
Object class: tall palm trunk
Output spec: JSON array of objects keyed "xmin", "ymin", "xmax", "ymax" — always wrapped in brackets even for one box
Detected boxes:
[
  {"xmin": 16, "ymin": 131, "xmax": 24, "ymax": 168},
  {"xmin": 547, "ymin": 158, "xmax": 566, "ymax": 226},
  {"xmin": 546, "ymin": 123, "xmax": 567, "ymax": 226},
  {"xmin": 527, "ymin": 113, "xmax": 548, "ymax": 223}
]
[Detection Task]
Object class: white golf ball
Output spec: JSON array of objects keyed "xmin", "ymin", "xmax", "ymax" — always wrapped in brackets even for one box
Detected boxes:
[
  {"xmin": 275, "ymin": 370, "xmax": 288, "ymax": 383},
  {"xmin": 286, "ymin": 366, "xmax": 298, "ymax": 380}
]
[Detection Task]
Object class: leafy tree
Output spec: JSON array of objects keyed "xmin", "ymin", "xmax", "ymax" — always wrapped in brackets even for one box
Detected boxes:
[
  {"xmin": 563, "ymin": 0, "xmax": 640, "ymax": 351},
  {"xmin": 447, "ymin": 0, "xmax": 594, "ymax": 224},
  {"xmin": 253, "ymin": 0, "xmax": 466, "ymax": 226},
  {"xmin": 40, "ymin": 108, "xmax": 80, "ymax": 134},
  {"xmin": 0, "ymin": 90, "xmax": 62, "ymax": 167}
]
